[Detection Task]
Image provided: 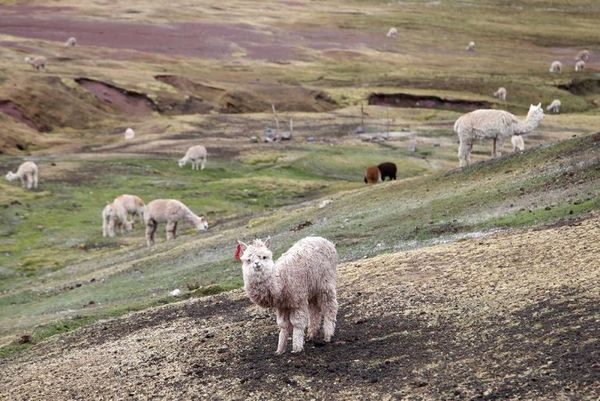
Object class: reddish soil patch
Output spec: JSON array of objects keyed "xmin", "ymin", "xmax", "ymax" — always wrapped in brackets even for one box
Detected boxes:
[
  {"xmin": 0, "ymin": 12, "xmax": 382, "ymax": 60},
  {"xmin": 0, "ymin": 100, "xmax": 40, "ymax": 130},
  {"xmin": 75, "ymin": 78, "xmax": 156, "ymax": 116},
  {"xmin": 368, "ymin": 92, "xmax": 492, "ymax": 111}
]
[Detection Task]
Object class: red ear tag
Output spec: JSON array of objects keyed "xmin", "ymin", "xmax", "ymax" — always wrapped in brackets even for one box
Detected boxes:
[{"xmin": 235, "ymin": 244, "xmax": 242, "ymax": 261}]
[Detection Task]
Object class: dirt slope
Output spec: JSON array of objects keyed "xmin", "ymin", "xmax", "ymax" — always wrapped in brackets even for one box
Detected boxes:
[{"xmin": 1, "ymin": 216, "xmax": 598, "ymax": 400}]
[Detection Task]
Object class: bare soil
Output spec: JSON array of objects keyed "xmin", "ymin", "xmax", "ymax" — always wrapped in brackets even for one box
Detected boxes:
[{"xmin": 1, "ymin": 216, "xmax": 598, "ymax": 400}]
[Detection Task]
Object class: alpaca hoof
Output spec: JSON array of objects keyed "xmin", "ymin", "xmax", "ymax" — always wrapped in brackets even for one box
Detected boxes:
[
  {"xmin": 291, "ymin": 347, "xmax": 304, "ymax": 354},
  {"xmin": 275, "ymin": 349, "xmax": 285, "ymax": 356}
]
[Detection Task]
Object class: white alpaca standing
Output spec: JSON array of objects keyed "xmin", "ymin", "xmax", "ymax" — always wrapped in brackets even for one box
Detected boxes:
[
  {"xmin": 102, "ymin": 202, "xmax": 131, "ymax": 237},
  {"xmin": 113, "ymin": 194, "xmax": 145, "ymax": 228},
  {"xmin": 454, "ymin": 103, "xmax": 544, "ymax": 167},
  {"xmin": 5, "ymin": 161, "xmax": 38, "ymax": 190},
  {"xmin": 493, "ymin": 87, "xmax": 507, "ymax": 101},
  {"xmin": 466, "ymin": 41, "xmax": 475, "ymax": 51},
  {"xmin": 124, "ymin": 128, "xmax": 135, "ymax": 140},
  {"xmin": 178, "ymin": 145, "xmax": 207, "ymax": 171},
  {"xmin": 549, "ymin": 60, "xmax": 562, "ymax": 73},
  {"xmin": 24, "ymin": 56, "xmax": 47, "ymax": 71},
  {"xmin": 546, "ymin": 99, "xmax": 561, "ymax": 113},
  {"xmin": 144, "ymin": 199, "xmax": 208, "ymax": 247},
  {"xmin": 237, "ymin": 236, "xmax": 338, "ymax": 355},
  {"xmin": 511, "ymin": 135, "xmax": 525, "ymax": 153},
  {"xmin": 64, "ymin": 37, "xmax": 77, "ymax": 47},
  {"xmin": 386, "ymin": 27, "xmax": 398, "ymax": 38},
  {"xmin": 575, "ymin": 60, "xmax": 585, "ymax": 72},
  {"xmin": 575, "ymin": 49, "xmax": 590, "ymax": 62}
]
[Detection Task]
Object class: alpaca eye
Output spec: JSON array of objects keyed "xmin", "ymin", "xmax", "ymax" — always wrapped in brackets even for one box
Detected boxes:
[{"xmin": 262, "ymin": 256, "xmax": 267, "ymax": 260}]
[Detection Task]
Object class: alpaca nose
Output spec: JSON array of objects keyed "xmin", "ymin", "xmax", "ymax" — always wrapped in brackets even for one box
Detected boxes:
[{"xmin": 253, "ymin": 261, "xmax": 261, "ymax": 269}]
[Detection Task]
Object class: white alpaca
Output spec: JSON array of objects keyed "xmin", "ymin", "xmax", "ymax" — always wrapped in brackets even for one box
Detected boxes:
[
  {"xmin": 493, "ymin": 87, "xmax": 507, "ymax": 101},
  {"xmin": 237, "ymin": 236, "xmax": 338, "ymax": 355},
  {"xmin": 102, "ymin": 202, "xmax": 131, "ymax": 238},
  {"xmin": 549, "ymin": 60, "xmax": 562, "ymax": 73},
  {"xmin": 546, "ymin": 99, "xmax": 561, "ymax": 113},
  {"xmin": 466, "ymin": 41, "xmax": 475, "ymax": 51},
  {"xmin": 454, "ymin": 103, "xmax": 544, "ymax": 167},
  {"xmin": 124, "ymin": 128, "xmax": 135, "ymax": 140},
  {"xmin": 144, "ymin": 199, "xmax": 208, "ymax": 247},
  {"xmin": 575, "ymin": 49, "xmax": 590, "ymax": 62},
  {"xmin": 511, "ymin": 135, "xmax": 525, "ymax": 153},
  {"xmin": 113, "ymin": 194, "xmax": 145, "ymax": 228},
  {"xmin": 64, "ymin": 37, "xmax": 77, "ymax": 47},
  {"xmin": 178, "ymin": 145, "xmax": 207, "ymax": 171},
  {"xmin": 5, "ymin": 161, "xmax": 38, "ymax": 190},
  {"xmin": 24, "ymin": 56, "xmax": 47, "ymax": 71},
  {"xmin": 575, "ymin": 60, "xmax": 585, "ymax": 72},
  {"xmin": 386, "ymin": 27, "xmax": 398, "ymax": 38}
]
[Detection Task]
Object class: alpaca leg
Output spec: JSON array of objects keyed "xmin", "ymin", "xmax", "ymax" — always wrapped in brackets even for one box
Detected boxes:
[
  {"xmin": 200, "ymin": 157, "xmax": 206, "ymax": 171},
  {"xmin": 166, "ymin": 221, "xmax": 177, "ymax": 240},
  {"xmin": 102, "ymin": 219, "xmax": 108, "ymax": 237},
  {"xmin": 276, "ymin": 310, "xmax": 291, "ymax": 355},
  {"xmin": 290, "ymin": 307, "xmax": 309, "ymax": 353},
  {"xmin": 458, "ymin": 138, "xmax": 471, "ymax": 168},
  {"xmin": 496, "ymin": 138, "xmax": 505, "ymax": 157},
  {"xmin": 32, "ymin": 172, "xmax": 38, "ymax": 189},
  {"xmin": 307, "ymin": 302, "xmax": 322, "ymax": 340},
  {"xmin": 20, "ymin": 176, "xmax": 26, "ymax": 188},
  {"xmin": 26, "ymin": 174, "xmax": 32, "ymax": 189},
  {"xmin": 108, "ymin": 219, "xmax": 116, "ymax": 237},
  {"xmin": 492, "ymin": 138, "xmax": 497, "ymax": 158},
  {"xmin": 146, "ymin": 220, "xmax": 157, "ymax": 247},
  {"xmin": 322, "ymin": 287, "xmax": 338, "ymax": 342}
]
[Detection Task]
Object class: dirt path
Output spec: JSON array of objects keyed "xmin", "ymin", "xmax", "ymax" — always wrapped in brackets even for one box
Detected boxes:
[{"xmin": 1, "ymin": 216, "xmax": 598, "ymax": 400}]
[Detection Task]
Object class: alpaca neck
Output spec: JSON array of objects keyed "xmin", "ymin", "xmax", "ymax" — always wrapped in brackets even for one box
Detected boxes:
[
  {"xmin": 183, "ymin": 207, "xmax": 200, "ymax": 226},
  {"xmin": 244, "ymin": 271, "xmax": 281, "ymax": 308},
  {"xmin": 515, "ymin": 112, "xmax": 541, "ymax": 135}
]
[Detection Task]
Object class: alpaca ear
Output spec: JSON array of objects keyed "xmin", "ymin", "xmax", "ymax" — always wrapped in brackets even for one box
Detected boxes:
[
  {"xmin": 537, "ymin": 102, "xmax": 541, "ymax": 108},
  {"xmin": 264, "ymin": 236, "xmax": 272, "ymax": 249}
]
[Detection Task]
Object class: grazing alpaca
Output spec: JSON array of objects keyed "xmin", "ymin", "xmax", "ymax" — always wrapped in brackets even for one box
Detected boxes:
[
  {"xmin": 466, "ymin": 41, "xmax": 475, "ymax": 51},
  {"xmin": 237, "ymin": 236, "xmax": 338, "ymax": 354},
  {"xmin": 64, "ymin": 37, "xmax": 77, "ymax": 47},
  {"xmin": 575, "ymin": 60, "xmax": 585, "ymax": 72},
  {"xmin": 575, "ymin": 49, "xmax": 590, "ymax": 62},
  {"xmin": 144, "ymin": 199, "xmax": 208, "ymax": 247},
  {"xmin": 5, "ymin": 161, "xmax": 38, "ymax": 190},
  {"xmin": 546, "ymin": 99, "xmax": 561, "ymax": 113},
  {"xmin": 386, "ymin": 27, "xmax": 398, "ymax": 38},
  {"xmin": 493, "ymin": 87, "xmax": 507, "ymax": 101},
  {"xmin": 24, "ymin": 56, "xmax": 47, "ymax": 71},
  {"xmin": 511, "ymin": 135, "xmax": 525, "ymax": 153},
  {"xmin": 102, "ymin": 202, "xmax": 131, "ymax": 237},
  {"xmin": 549, "ymin": 60, "xmax": 562, "ymax": 73},
  {"xmin": 178, "ymin": 145, "xmax": 207, "ymax": 170},
  {"xmin": 454, "ymin": 103, "xmax": 544, "ymax": 167},
  {"xmin": 377, "ymin": 162, "xmax": 397, "ymax": 181},
  {"xmin": 124, "ymin": 128, "xmax": 135, "ymax": 140},
  {"xmin": 113, "ymin": 194, "xmax": 145, "ymax": 228},
  {"xmin": 363, "ymin": 166, "xmax": 380, "ymax": 184}
]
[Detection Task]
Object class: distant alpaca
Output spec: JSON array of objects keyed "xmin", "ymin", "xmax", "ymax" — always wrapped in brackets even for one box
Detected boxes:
[
  {"xmin": 5, "ymin": 161, "xmax": 38, "ymax": 190},
  {"xmin": 24, "ymin": 56, "xmax": 47, "ymax": 71},
  {"xmin": 466, "ymin": 41, "xmax": 475, "ymax": 51},
  {"xmin": 511, "ymin": 135, "xmax": 525, "ymax": 153},
  {"xmin": 493, "ymin": 87, "xmax": 507, "ymax": 101},
  {"xmin": 575, "ymin": 60, "xmax": 585, "ymax": 72},
  {"xmin": 102, "ymin": 202, "xmax": 131, "ymax": 237},
  {"xmin": 549, "ymin": 61, "xmax": 562, "ymax": 73},
  {"xmin": 454, "ymin": 103, "xmax": 544, "ymax": 167},
  {"xmin": 546, "ymin": 99, "xmax": 561, "ymax": 113},
  {"xmin": 363, "ymin": 166, "xmax": 380, "ymax": 184},
  {"xmin": 178, "ymin": 145, "xmax": 207, "ymax": 170},
  {"xmin": 113, "ymin": 194, "xmax": 145, "ymax": 227},
  {"xmin": 575, "ymin": 49, "xmax": 590, "ymax": 62},
  {"xmin": 237, "ymin": 236, "xmax": 338, "ymax": 354},
  {"xmin": 377, "ymin": 162, "xmax": 397, "ymax": 181},
  {"xmin": 124, "ymin": 128, "xmax": 135, "ymax": 140},
  {"xmin": 64, "ymin": 37, "xmax": 77, "ymax": 47},
  {"xmin": 144, "ymin": 199, "xmax": 208, "ymax": 246},
  {"xmin": 386, "ymin": 27, "xmax": 398, "ymax": 38}
]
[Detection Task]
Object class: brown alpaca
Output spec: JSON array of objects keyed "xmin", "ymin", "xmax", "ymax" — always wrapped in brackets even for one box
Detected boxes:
[{"xmin": 363, "ymin": 166, "xmax": 380, "ymax": 184}]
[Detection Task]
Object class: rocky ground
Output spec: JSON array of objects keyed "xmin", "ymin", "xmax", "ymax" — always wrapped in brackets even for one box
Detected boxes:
[{"xmin": 1, "ymin": 215, "xmax": 598, "ymax": 400}]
